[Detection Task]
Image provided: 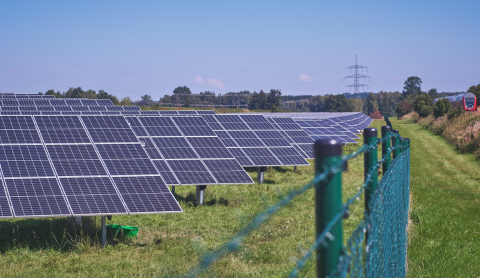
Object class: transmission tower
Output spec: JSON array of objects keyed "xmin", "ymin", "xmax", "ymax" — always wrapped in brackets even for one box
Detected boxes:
[{"xmin": 344, "ymin": 54, "xmax": 370, "ymax": 94}]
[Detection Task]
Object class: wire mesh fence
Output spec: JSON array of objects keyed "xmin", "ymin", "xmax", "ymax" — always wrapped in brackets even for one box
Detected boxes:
[{"xmin": 186, "ymin": 126, "xmax": 410, "ymax": 278}]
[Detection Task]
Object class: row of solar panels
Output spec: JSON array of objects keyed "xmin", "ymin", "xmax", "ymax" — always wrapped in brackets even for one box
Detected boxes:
[
  {"xmin": 0, "ymin": 94, "xmax": 55, "ymax": 99},
  {"xmin": 0, "ymin": 99, "xmax": 114, "ymax": 106},
  {"xmin": 0, "ymin": 114, "xmax": 314, "ymax": 219}
]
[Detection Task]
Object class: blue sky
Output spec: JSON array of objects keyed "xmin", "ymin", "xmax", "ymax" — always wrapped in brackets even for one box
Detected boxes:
[{"xmin": 0, "ymin": 1, "xmax": 479, "ymax": 100}]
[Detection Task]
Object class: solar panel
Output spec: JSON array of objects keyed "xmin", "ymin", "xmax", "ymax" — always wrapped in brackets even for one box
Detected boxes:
[
  {"xmin": 266, "ymin": 117, "xmax": 314, "ymax": 159},
  {"xmin": 125, "ymin": 116, "xmax": 253, "ymax": 185},
  {"xmin": 0, "ymin": 115, "xmax": 183, "ymax": 219},
  {"xmin": 198, "ymin": 114, "xmax": 309, "ymax": 167}
]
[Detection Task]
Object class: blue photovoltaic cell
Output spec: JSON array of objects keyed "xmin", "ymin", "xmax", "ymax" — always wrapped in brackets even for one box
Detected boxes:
[
  {"xmin": 0, "ymin": 195, "xmax": 12, "ymax": 217},
  {"xmin": 89, "ymin": 106, "xmax": 106, "ymax": 111},
  {"xmin": 2, "ymin": 107, "xmax": 20, "ymax": 111},
  {"xmin": 202, "ymin": 159, "xmax": 252, "ymax": 184},
  {"xmin": 60, "ymin": 177, "xmax": 127, "ymax": 215},
  {"xmin": 207, "ymin": 122, "xmax": 224, "ymax": 130},
  {"xmin": 0, "ymin": 130, "xmax": 42, "ymax": 144},
  {"xmin": 112, "ymin": 176, "xmax": 181, "ymax": 213},
  {"xmin": 196, "ymin": 110, "xmax": 216, "ymax": 114},
  {"xmin": 65, "ymin": 99, "xmax": 83, "ymax": 106},
  {"xmin": 50, "ymin": 100, "xmax": 67, "ymax": 106},
  {"xmin": 96, "ymin": 99, "xmax": 114, "ymax": 106},
  {"xmin": 33, "ymin": 100, "xmax": 51, "ymax": 106},
  {"xmin": 40, "ymin": 128, "xmax": 90, "ymax": 144},
  {"xmin": 96, "ymin": 144, "xmax": 146, "ymax": 160},
  {"xmin": 123, "ymin": 106, "xmax": 141, "ymax": 111},
  {"xmin": 157, "ymin": 111, "xmax": 178, "ymax": 115},
  {"xmin": 144, "ymin": 126, "xmax": 182, "ymax": 137},
  {"xmin": 172, "ymin": 117, "xmax": 216, "ymax": 136},
  {"xmin": 151, "ymin": 137, "xmax": 198, "ymax": 159},
  {"xmin": 5, "ymin": 178, "xmax": 70, "ymax": 217},
  {"xmin": 167, "ymin": 160, "xmax": 217, "ymax": 185},
  {"xmin": 269, "ymin": 148, "xmax": 309, "ymax": 165},
  {"xmin": 103, "ymin": 159, "xmax": 159, "ymax": 176},
  {"xmin": 88, "ymin": 129, "xmax": 138, "ymax": 143},
  {"xmin": 18, "ymin": 100, "xmax": 34, "ymax": 106},
  {"xmin": 80, "ymin": 99, "xmax": 98, "ymax": 106},
  {"xmin": 141, "ymin": 138, "xmax": 164, "ymax": 159},
  {"xmin": 151, "ymin": 160, "xmax": 179, "ymax": 185},
  {"xmin": 188, "ymin": 137, "xmax": 234, "ymax": 159},
  {"xmin": 242, "ymin": 148, "xmax": 280, "ymax": 166},
  {"xmin": 37, "ymin": 106, "xmax": 55, "ymax": 112},
  {"xmin": 2, "ymin": 100, "xmax": 19, "ymax": 106},
  {"xmin": 72, "ymin": 106, "xmax": 88, "ymax": 111},
  {"xmin": 177, "ymin": 111, "xmax": 197, "ymax": 115},
  {"xmin": 227, "ymin": 148, "xmax": 253, "ymax": 166}
]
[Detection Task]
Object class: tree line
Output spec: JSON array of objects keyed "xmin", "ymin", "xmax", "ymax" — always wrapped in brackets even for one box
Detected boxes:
[{"xmin": 39, "ymin": 87, "xmax": 134, "ymax": 106}]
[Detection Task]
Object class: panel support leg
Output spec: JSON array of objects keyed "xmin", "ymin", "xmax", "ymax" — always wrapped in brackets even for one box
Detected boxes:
[
  {"xmin": 294, "ymin": 166, "xmax": 297, "ymax": 172},
  {"xmin": 74, "ymin": 216, "xmax": 82, "ymax": 227},
  {"xmin": 171, "ymin": 186, "xmax": 175, "ymax": 195},
  {"xmin": 196, "ymin": 185, "xmax": 206, "ymax": 205},
  {"xmin": 101, "ymin": 215, "xmax": 106, "ymax": 247},
  {"xmin": 257, "ymin": 167, "xmax": 266, "ymax": 183}
]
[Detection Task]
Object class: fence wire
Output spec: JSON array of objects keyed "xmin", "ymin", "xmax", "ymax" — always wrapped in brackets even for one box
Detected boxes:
[{"xmin": 185, "ymin": 134, "xmax": 410, "ymax": 278}]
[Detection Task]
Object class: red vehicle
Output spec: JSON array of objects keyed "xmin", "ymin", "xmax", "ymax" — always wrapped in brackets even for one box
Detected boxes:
[{"xmin": 434, "ymin": 93, "xmax": 477, "ymax": 111}]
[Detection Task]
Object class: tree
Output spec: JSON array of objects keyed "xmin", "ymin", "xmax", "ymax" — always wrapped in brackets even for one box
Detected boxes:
[
  {"xmin": 419, "ymin": 106, "xmax": 433, "ymax": 118},
  {"xmin": 119, "ymin": 97, "xmax": 133, "ymax": 106},
  {"xmin": 403, "ymin": 76, "xmax": 422, "ymax": 98},
  {"xmin": 366, "ymin": 93, "xmax": 379, "ymax": 115},
  {"xmin": 323, "ymin": 95, "xmax": 354, "ymax": 112},
  {"xmin": 248, "ymin": 91, "xmax": 259, "ymax": 110},
  {"xmin": 433, "ymin": 98, "xmax": 451, "ymax": 118},
  {"xmin": 428, "ymin": 88, "xmax": 439, "ymax": 101},
  {"xmin": 308, "ymin": 95, "xmax": 325, "ymax": 112},
  {"xmin": 266, "ymin": 89, "xmax": 281, "ymax": 110},
  {"xmin": 257, "ymin": 90, "xmax": 267, "ymax": 110},
  {"xmin": 184, "ymin": 97, "xmax": 190, "ymax": 107},
  {"xmin": 173, "ymin": 86, "xmax": 192, "ymax": 95},
  {"xmin": 396, "ymin": 100, "xmax": 412, "ymax": 117},
  {"xmin": 412, "ymin": 94, "xmax": 433, "ymax": 115},
  {"xmin": 141, "ymin": 94, "xmax": 153, "ymax": 102},
  {"xmin": 467, "ymin": 84, "xmax": 480, "ymax": 106}
]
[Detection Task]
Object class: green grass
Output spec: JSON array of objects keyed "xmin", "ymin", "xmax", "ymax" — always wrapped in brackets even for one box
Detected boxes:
[
  {"xmin": 397, "ymin": 119, "xmax": 480, "ymax": 277},
  {"xmin": 1, "ymin": 118, "xmax": 479, "ymax": 277}
]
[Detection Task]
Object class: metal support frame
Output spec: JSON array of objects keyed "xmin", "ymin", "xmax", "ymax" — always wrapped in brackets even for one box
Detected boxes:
[
  {"xmin": 257, "ymin": 167, "xmax": 266, "ymax": 183},
  {"xmin": 171, "ymin": 186, "xmax": 175, "ymax": 195},
  {"xmin": 101, "ymin": 215, "xmax": 106, "ymax": 247},
  {"xmin": 294, "ymin": 166, "xmax": 297, "ymax": 172},
  {"xmin": 196, "ymin": 185, "xmax": 206, "ymax": 205},
  {"xmin": 314, "ymin": 139, "xmax": 343, "ymax": 278}
]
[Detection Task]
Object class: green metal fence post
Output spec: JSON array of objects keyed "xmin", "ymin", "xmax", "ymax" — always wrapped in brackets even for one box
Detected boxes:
[
  {"xmin": 381, "ymin": 126, "xmax": 392, "ymax": 173},
  {"xmin": 364, "ymin": 128, "xmax": 378, "ymax": 215},
  {"xmin": 314, "ymin": 139, "xmax": 343, "ymax": 278},
  {"xmin": 392, "ymin": 130, "xmax": 400, "ymax": 160}
]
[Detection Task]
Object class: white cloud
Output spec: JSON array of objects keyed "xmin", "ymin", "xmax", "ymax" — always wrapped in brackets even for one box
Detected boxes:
[
  {"xmin": 298, "ymin": 74, "xmax": 314, "ymax": 82},
  {"xmin": 194, "ymin": 76, "xmax": 226, "ymax": 89}
]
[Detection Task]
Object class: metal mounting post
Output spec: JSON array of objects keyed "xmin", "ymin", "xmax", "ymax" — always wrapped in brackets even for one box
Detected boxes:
[
  {"xmin": 257, "ymin": 167, "xmax": 266, "ymax": 183},
  {"xmin": 171, "ymin": 186, "xmax": 175, "ymax": 195},
  {"xmin": 294, "ymin": 166, "xmax": 297, "ymax": 172},
  {"xmin": 101, "ymin": 215, "xmax": 106, "ymax": 247},
  {"xmin": 196, "ymin": 185, "xmax": 206, "ymax": 205},
  {"xmin": 314, "ymin": 139, "xmax": 343, "ymax": 278},
  {"xmin": 364, "ymin": 128, "xmax": 378, "ymax": 216}
]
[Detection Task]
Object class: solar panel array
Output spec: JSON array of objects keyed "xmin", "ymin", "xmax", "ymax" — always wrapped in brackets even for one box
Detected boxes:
[
  {"xmin": 0, "ymin": 115, "xmax": 182, "ymax": 219},
  {"xmin": 197, "ymin": 114, "xmax": 309, "ymax": 167},
  {"xmin": 125, "ymin": 116, "xmax": 254, "ymax": 185},
  {"xmin": 266, "ymin": 117, "xmax": 315, "ymax": 159},
  {"xmin": 0, "ymin": 93, "xmax": 55, "ymax": 99}
]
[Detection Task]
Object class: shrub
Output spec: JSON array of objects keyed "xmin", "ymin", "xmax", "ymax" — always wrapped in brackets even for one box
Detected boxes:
[
  {"xmin": 401, "ymin": 111, "xmax": 419, "ymax": 122},
  {"xmin": 413, "ymin": 94, "xmax": 433, "ymax": 114},
  {"xmin": 447, "ymin": 107, "xmax": 464, "ymax": 119},
  {"xmin": 430, "ymin": 115, "xmax": 449, "ymax": 135},
  {"xmin": 418, "ymin": 114, "xmax": 435, "ymax": 128},
  {"xmin": 433, "ymin": 98, "xmax": 452, "ymax": 118},
  {"xmin": 369, "ymin": 111, "xmax": 383, "ymax": 119},
  {"xmin": 419, "ymin": 105, "xmax": 433, "ymax": 118}
]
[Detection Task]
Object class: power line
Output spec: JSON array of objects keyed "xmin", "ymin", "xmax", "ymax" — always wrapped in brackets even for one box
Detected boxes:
[{"xmin": 344, "ymin": 54, "xmax": 370, "ymax": 94}]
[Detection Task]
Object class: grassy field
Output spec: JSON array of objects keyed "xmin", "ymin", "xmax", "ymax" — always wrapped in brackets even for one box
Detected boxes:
[
  {"xmin": 398, "ymin": 118, "xmax": 480, "ymax": 277},
  {"xmin": 1, "ymin": 118, "xmax": 479, "ymax": 277}
]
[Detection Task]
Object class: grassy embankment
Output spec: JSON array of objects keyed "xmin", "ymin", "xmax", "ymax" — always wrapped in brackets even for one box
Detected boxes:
[{"xmin": 396, "ymin": 117, "xmax": 480, "ymax": 277}]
